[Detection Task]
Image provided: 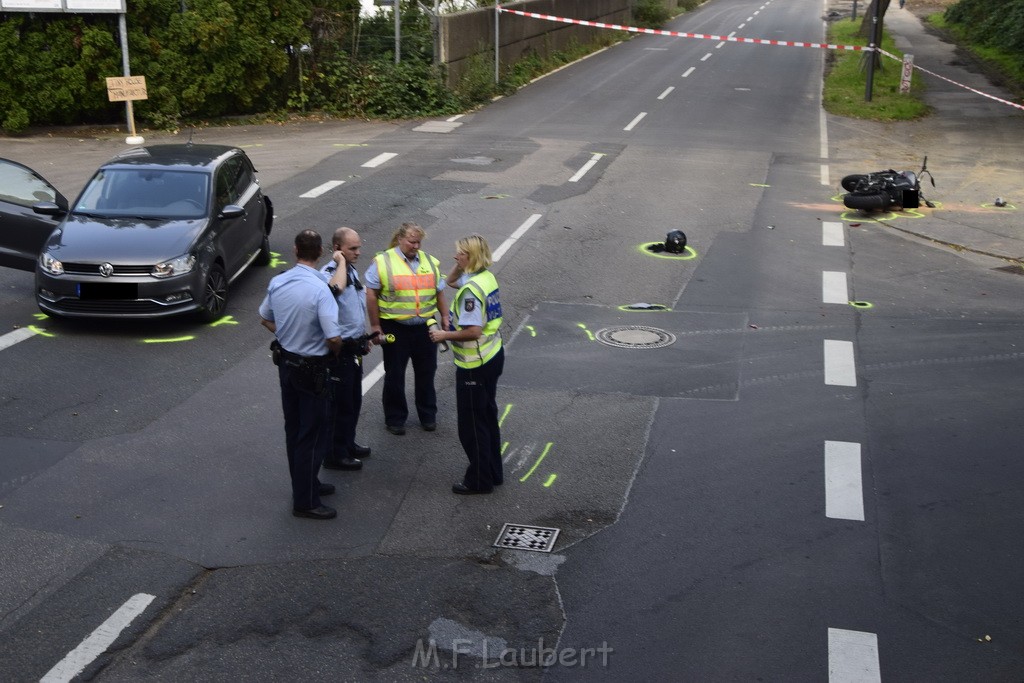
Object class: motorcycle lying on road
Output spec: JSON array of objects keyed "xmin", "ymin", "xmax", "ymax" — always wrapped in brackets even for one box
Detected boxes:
[{"xmin": 841, "ymin": 157, "xmax": 936, "ymax": 212}]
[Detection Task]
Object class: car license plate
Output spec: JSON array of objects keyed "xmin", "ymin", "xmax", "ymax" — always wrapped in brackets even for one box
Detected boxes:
[{"xmin": 77, "ymin": 282, "xmax": 138, "ymax": 300}]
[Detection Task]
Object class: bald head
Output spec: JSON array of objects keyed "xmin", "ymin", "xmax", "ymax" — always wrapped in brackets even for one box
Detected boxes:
[{"xmin": 332, "ymin": 227, "xmax": 362, "ymax": 266}]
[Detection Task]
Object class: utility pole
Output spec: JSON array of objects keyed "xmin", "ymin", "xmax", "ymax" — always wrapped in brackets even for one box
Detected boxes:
[
  {"xmin": 864, "ymin": 0, "xmax": 882, "ymax": 101},
  {"xmin": 394, "ymin": 0, "xmax": 401, "ymax": 64}
]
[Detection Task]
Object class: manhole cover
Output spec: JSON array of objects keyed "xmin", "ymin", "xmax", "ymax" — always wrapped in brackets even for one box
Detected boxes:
[
  {"xmin": 595, "ymin": 326, "xmax": 676, "ymax": 349},
  {"xmin": 493, "ymin": 523, "xmax": 560, "ymax": 553}
]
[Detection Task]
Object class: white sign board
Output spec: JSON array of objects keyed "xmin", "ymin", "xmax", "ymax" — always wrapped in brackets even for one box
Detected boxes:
[
  {"xmin": 899, "ymin": 54, "xmax": 915, "ymax": 94},
  {"xmin": 0, "ymin": 0, "xmax": 124, "ymax": 10},
  {"xmin": 0, "ymin": 0, "xmax": 62, "ymax": 11}
]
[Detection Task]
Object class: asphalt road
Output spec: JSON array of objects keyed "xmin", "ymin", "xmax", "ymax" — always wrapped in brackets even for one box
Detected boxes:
[{"xmin": 1, "ymin": 0, "xmax": 1022, "ymax": 680}]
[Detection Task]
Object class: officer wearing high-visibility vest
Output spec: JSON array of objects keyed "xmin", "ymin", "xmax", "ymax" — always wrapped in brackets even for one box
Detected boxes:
[
  {"xmin": 428, "ymin": 235, "xmax": 504, "ymax": 495},
  {"xmin": 364, "ymin": 222, "xmax": 448, "ymax": 435}
]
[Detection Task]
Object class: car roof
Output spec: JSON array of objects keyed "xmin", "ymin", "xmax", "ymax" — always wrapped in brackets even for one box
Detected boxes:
[{"xmin": 103, "ymin": 144, "xmax": 242, "ymax": 172}]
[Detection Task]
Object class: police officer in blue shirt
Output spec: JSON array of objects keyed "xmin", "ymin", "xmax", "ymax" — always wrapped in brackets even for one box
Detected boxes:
[
  {"xmin": 322, "ymin": 227, "xmax": 373, "ymax": 471},
  {"xmin": 259, "ymin": 230, "xmax": 343, "ymax": 520}
]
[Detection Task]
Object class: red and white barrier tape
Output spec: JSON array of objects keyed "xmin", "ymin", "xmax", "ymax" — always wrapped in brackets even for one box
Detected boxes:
[
  {"xmin": 877, "ymin": 47, "xmax": 1024, "ymax": 111},
  {"xmin": 499, "ymin": 7, "xmax": 1024, "ymax": 111},
  {"xmin": 496, "ymin": 7, "xmax": 866, "ymax": 51}
]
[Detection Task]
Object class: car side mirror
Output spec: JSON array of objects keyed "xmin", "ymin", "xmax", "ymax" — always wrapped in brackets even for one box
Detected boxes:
[
  {"xmin": 32, "ymin": 201, "xmax": 67, "ymax": 217},
  {"xmin": 219, "ymin": 204, "xmax": 246, "ymax": 219}
]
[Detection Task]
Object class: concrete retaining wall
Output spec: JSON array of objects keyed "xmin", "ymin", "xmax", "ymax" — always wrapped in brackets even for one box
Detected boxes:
[{"xmin": 439, "ymin": 0, "xmax": 633, "ymax": 87}]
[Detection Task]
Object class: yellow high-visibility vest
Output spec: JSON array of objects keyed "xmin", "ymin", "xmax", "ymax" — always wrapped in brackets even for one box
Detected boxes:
[
  {"xmin": 451, "ymin": 270, "xmax": 502, "ymax": 369},
  {"xmin": 375, "ymin": 248, "xmax": 441, "ymax": 320}
]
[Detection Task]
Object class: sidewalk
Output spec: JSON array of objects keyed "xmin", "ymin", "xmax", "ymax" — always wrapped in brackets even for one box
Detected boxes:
[{"xmin": 826, "ymin": 4, "xmax": 1024, "ymax": 266}]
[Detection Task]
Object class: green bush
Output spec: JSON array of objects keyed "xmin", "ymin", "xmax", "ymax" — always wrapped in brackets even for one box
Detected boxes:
[{"xmin": 632, "ymin": 0, "xmax": 672, "ymax": 28}]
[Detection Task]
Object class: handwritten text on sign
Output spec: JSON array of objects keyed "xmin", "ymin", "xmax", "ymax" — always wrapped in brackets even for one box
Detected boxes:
[{"xmin": 106, "ymin": 75, "xmax": 148, "ymax": 102}]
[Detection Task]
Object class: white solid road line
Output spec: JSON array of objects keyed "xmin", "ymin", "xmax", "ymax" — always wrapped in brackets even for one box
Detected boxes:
[
  {"xmin": 569, "ymin": 153, "xmax": 605, "ymax": 183},
  {"xmin": 40, "ymin": 593, "xmax": 155, "ymax": 683},
  {"xmin": 828, "ymin": 628, "xmax": 881, "ymax": 683},
  {"xmin": 823, "ymin": 271, "xmax": 849, "ymax": 304},
  {"xmin": 492, "ymin": 213, "xmax": 543, "ymax": 262},
  {"xmin": 624, "ymin": 113, "xmax": 647, "ymax": 131},
  {"xmin": 362, "ymin": 152, "xmax": 398, "ymax": 168},
  {"xmin": 824, "ymin": 441, "xmax": 865, "ymax": 521},
  {"xmin": 300, "ymin": 180, "xmax": 345, "ymax": 198},
  {"xmin": 822, "ymin": 221, "xmax": 845, "ymax": 247},
  {"xmin": 0, "ymin": 327, "xmax": 37, "ymax": 352},
  {"xmin": 824, "ymin": 339, "xmax": 857, "ymax": 386}
]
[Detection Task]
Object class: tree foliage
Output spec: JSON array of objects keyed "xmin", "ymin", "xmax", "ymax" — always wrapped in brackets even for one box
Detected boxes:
[{"xmin": 944, "ymin": 0, "xmax": 1024, "ymax": 56}]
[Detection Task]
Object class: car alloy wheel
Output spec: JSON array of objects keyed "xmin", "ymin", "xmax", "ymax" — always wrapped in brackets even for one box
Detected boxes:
[{"xmin": 199, "ymin": 264, "xmax": 229, "ymax": 322}]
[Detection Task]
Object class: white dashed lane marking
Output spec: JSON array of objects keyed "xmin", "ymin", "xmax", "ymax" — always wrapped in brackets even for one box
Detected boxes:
[
  {"xmin": 823, "ymin": 271, "xmax": 849, "ymax": 304},
  {"xmin": 824, "ymin": 339, "xmax": 857, "ymax": 386},
  {"xmin": 300, "ymin": 180, "xmax": 345, "ymax": 198},
  {"xmin": 828, "ymin": 628, "xmax": 881, "ymax": 682},
  {"xmin": 41, "ymin": 593, "xmax": 155, "ymax": 683},
  {"xmin": 624, "ymin": 113, "xmax": 647, "ymax": 131},
  {"xmin": 362, "ymin": 152, "xmax": 398, "ymax": 168},
  {"xmin": 824, "ymin": 441, "xmax": 864, "ymax": 521}
]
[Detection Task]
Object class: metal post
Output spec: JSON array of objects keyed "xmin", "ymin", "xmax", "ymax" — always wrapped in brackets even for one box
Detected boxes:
[
  {"xmin": 118, "ymin": 13, "xmax": 144, "ymax": 144},
  {"xmin": 394, "ymin": 0, "xmax": 401, "ymax": 64},
  {"xmin": 864, "ymin": 0, "xmax": 882, "ymax": 101},
  {"xmin": 494, "ymin": 5, "xmax": 500, "ymax": 85}
]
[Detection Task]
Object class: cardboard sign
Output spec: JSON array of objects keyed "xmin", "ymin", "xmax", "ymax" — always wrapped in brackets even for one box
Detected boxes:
[{"xmin": 106, "ymin": 75, "xmax": 148, "ymax": 102}]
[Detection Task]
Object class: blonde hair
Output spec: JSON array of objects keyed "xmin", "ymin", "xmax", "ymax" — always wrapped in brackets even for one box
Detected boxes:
[
  {"xmin": 387, "ymin": 222, "xmax": 425, "ymax": 249},
  {"xmin": 456, "ymin": 234, "xmax": 493, "ymax": 272}
]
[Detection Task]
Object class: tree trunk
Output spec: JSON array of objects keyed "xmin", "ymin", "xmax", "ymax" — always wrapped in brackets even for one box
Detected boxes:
[{"xmin": 858, "ymin": 0, "xmax": 890, "ymax": 39}]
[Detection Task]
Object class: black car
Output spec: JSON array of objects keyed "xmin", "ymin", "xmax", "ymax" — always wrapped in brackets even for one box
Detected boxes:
[
  {"xmin": 0, "ymin": 157, "xmax": 68, "ymax": 271},
  {"xmin": 3, "ymin": 144, "xmax": 273, "ymax": 321}
]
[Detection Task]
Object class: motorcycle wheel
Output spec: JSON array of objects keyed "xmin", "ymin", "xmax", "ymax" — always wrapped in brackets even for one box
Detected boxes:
[
  {"xmin": 843, "ymin": 192, "xmax": 890, "ymax": 211},
  {"xmin": 841, "ymin": 174, "xmax": 868, "ymax": 192}
]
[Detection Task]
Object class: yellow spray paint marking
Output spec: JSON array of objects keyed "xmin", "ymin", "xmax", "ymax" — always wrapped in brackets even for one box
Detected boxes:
[
  {"xmin": 269, "ymin": 251, "xmax": 289, "ymax": 268},
  {"xmin": 501, "ymin": 442, "xmax": 509, "ymax": 455},
  {"xmin": 525, "ymin": 325, "xmax": 536, "ymax": 337},
  {"xmin": 141, "ymin": 336, "xmax": 195, "ymax": 344},
  {"xmin": 333, "ymin": 143, "xmax": 369, "ymax": 147},
  {"xmin": 28, "ymin": 325, "xmax": 54, "ymax": 338},
  {"xmin": 850, "ymin": 301, "xmax": 873, "ymax": 309},
  {"xmin": 577, "ymin": 323, "xmax": 594, "ymax": 341},
  {"xmin": 543, "ymin": 474, "xmax": 557, "ymax": 488},
  {"xmin": 639, "ymin": 242, "xmax": 698, "ymax": 260},
  {"xmin": 498, "ymin": 403, "xmax": 513, "ymax": 427},
  {"xmin": 33, "ymin": 313, "xmax": 48, "ymax": 320},
  {"xmin": 483, "ymin": 194, "xmax": 510, "ymax": 199},
  {"xmin": 520, "ymin": 442, "xmax": 553, "ymax": 482},
  {"xmin": 209, "ymin": 315, "xmax": 238, "ymax": 327},
  {"xmin": 840, "ymin": 210, "xmax": 900, "ymax": 222},
  {"xmin": 982, "ymin": 202, "xmax": 1017, "ymax": 210},
  {"xmin": 749, "ymin": 183, "xmax": 771, "ymax": 187}
]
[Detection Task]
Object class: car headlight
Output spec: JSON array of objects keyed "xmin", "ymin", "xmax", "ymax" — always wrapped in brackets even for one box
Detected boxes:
[
  {"xmin": 152, "ymin": 254, "xmax": 196, "ymax": 278},
  {"xmin": 39, "ymin": 252, "xmax": 64, "ymax": 275}
]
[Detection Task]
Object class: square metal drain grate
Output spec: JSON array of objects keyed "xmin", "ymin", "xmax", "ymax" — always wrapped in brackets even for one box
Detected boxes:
[{"xmin": 493, "ymin": 523, "xmax": 561, "ymax": 553}]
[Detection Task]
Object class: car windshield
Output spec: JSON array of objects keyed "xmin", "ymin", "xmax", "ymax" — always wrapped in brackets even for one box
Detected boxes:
[{"xmin": 74, "ymin": 168, "xmax": 209, "ymax": 219}]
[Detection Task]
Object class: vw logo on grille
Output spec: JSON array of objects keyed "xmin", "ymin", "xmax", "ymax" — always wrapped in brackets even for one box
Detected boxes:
[{"xmin": 98, "ymin": 263, "xmax": 114, "ymax": 277}]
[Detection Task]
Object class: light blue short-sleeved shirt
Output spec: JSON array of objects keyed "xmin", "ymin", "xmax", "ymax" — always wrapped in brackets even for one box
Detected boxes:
[
  {"xmin": 259, "ymin": 264, "xmax": 341, "ymax": 356},
  {"xmin": 321, "ymin": 260, "xmax": 368, "ymax": 339}
]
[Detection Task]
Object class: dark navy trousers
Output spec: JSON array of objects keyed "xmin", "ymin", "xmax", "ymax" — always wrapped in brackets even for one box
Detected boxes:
[
  {"xmin": 278, "ymin": 362, "xmax": 330, "ymax": 510},
  {"xmin": 327, "ymin": 352, "xmax": 362, "ymax": 463},
  {"xmin": 456, "ymin": 347, "xmax": 504, "ymax": 491},
  {"xmin": 380, "ymin": 318, "xmax": 437, "ymax": 427}
]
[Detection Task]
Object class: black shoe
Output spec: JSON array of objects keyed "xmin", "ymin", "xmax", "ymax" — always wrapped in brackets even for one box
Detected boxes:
[
  {"xmin": 293, "ymin": 505, "xmax": 337, "ymax": 520},
  {"xmin": 323, "ymin": 457, "xmax": 363, "ymax": 471},
  {"xmin": 386, "ymin": 424, "xmax": 406, "ymax": 435},
  {"xmin": 318, "ymin": 482, "xmax": 336, "ymax": 496},
  {"xmin": 421, "ymin": 422, "xmax": 437, "ymax": 432},
  {"xmin": 351, "ymin": 443, "xmax": 371, "ymax": 458},
  {"xmin": 452, "ymin": 482, "xmax": 493, "ymax": 495}
]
